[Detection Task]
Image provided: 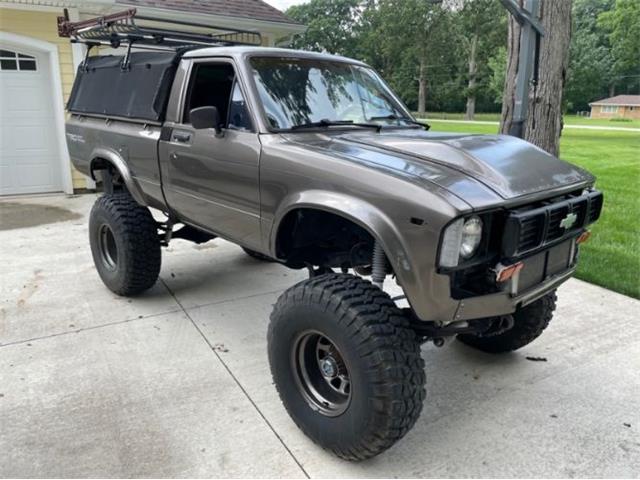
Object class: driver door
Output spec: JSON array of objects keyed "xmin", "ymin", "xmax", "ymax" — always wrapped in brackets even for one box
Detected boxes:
[{"xmin": 160, "ymin": 60, "xmax": 262, "ymax": 248}]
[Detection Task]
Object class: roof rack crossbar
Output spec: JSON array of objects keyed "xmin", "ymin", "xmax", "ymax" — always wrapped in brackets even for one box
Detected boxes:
[{"xmin": 58, "ymin": 8, "xmax": 262, "ymax": 49}]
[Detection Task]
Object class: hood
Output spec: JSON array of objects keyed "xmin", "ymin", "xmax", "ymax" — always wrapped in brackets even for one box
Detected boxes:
[{"xmin": 285, "ymin": 129, "xmax": 594, "ymax": 205}]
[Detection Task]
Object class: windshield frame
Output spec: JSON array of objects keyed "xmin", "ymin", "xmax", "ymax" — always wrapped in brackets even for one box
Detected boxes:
[{"xmin": 245, "ymin": 53, "xmax": 417, "ymax": 133}]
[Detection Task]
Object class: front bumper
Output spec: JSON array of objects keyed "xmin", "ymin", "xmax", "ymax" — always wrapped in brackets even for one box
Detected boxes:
[
  {"xmin": 451, "ymin": 266, "xmax": 574, "ymax": 322},
  {"xmin": 427, "ymin": 237, "xmax": 579, "ymax": 324}
]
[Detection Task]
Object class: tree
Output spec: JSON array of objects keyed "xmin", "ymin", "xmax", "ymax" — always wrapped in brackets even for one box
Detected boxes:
[
  {"xmin": 286, "ymin": 0, "xmax": 363, "ymax": 57},
  {"xmin": 459, "ymin": 0, "xmax": 507, "ymax": 119},
  {"xmin": 565, "ymin": 0, "xmax": 614, "ymax": 111},
  {"xmin": 487, "ymin": 47, "xmax": 507, "ymax": 104},
  {"xmin": 598, "ymin": 0, "xmax": 640, "ymax": 96},
  {"xmin": 365, "ymin": 0, "xmax": 448, "ymax": 115},
  {"xmin": 500, "ymin": 0, "xmax": 573, "ymax": 156}
]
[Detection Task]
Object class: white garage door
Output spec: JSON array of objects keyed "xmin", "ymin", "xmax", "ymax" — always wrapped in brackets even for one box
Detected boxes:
[{"xmin": 0, "ymin": 46, "xmax": 62, "ymax": 195}]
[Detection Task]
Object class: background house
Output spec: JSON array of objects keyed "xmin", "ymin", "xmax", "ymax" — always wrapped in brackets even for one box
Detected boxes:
[
  {"xmin": 589, "ymin": 95, "xmax": 640, "ymax": 120},
  {"xmin": 0, "ymin": 0, "xmax": 304, "ymax": 196}
]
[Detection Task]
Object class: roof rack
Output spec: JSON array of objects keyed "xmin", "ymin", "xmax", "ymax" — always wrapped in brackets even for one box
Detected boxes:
[{"xmin": 57, "ymin": 8, "xmax": 262, "ymax": 50}]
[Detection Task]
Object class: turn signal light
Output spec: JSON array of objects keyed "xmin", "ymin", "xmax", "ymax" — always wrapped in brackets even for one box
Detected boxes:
[
  {"xmin": 496, "ymin": 262, "xmax": 524, "ymax": 283},
  {"xmin": 576, "ymin": 231, "xmax": 591, "ymax": 244}
]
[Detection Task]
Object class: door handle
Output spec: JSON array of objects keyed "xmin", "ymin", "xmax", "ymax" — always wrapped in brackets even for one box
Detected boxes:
[{"xmin": 173, "ymin": 132, "xmax": 191, "ymax": 143}]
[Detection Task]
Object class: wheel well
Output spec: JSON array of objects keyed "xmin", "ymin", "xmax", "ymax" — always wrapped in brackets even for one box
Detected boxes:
[
  {"xmin": 90, "ymin": 158, "xmax": 126, "ymax": 193},
  {"xmin": 275, "ymin": 208, "xmax": 375, "ymax": 269}
]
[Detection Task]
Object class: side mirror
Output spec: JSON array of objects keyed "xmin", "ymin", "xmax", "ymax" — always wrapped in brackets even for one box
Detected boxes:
[{"xmin": 190, "ymin": 106, "xmax": 222, "ymax": 135}]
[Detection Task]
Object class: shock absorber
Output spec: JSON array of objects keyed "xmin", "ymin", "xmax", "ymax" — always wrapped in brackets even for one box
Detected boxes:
[{"xmin": 371, "ymin": 241, "xmax": 386, "ymax": 289}]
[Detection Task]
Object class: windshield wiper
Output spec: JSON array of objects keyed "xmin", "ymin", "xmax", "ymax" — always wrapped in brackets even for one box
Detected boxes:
[
  {"xmin": 290, "ymin": 119, "xmax": 382, "ymax": 132},
  {"xmin": 368, "ymin": 114, "xmax": 431, "ymax": 131}
]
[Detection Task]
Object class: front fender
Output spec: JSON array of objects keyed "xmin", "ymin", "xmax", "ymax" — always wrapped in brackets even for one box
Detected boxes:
[
  {"xmin": 271, "ymin": 190, "xmax": 416, "ymax": 288},
  {"xmin": 89, "ymin": 147, "xmax": 147, "ymax": 206},
  {"xmin": 270, "ymin": 189, "xmax": 464, "ymax": 322}
]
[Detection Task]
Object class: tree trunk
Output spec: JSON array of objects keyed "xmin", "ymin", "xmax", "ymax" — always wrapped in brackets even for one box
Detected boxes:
[
  {"xmin": 608, "ymin": 83, "xmax": 615, "ymax": 97},
  {"xmin": 499, "ymin": 11, "xmax": 520, "ymax": 134},
  {"xmin": 500, "ymin": 0, "xmax": 573, "ymax": 157},
  {"xmin": 465, "ymin": 33, "xmax": 478, "ymax": 120},
  {"xmin": 418, "ymin": 55, "xmax": 427, "ymax": 116}
]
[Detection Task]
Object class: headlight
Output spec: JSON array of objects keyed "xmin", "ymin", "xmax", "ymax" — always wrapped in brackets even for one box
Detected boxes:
[
  {"xmin": 460, "ymin": 216, "xmax": 483, "ymax": 259},
  {"xmin": 439, "ymin": 215, "xmax": 483, "ymax": 267}
]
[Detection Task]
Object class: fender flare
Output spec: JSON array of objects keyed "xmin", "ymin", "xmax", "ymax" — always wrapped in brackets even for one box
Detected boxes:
[
  {"xmin": 89, "ymin": 147, "xmax": 147, "ymax": 206},
  {"xmin": 270, "ymin": 190, "xmax": 416, "ymax": 282}
]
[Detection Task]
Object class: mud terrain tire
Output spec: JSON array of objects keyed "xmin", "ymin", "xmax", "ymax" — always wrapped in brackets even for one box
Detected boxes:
[
  {"xmin": 268, "ymin": 273, "xmax": 426, "ymax": 461},
  {"xmin": 457, "ymin": 291, "xmax": 557, "ymax": 353},
  {"xmin": 89, "ymin": 193, "xmax": 161, "ymax": 296}
]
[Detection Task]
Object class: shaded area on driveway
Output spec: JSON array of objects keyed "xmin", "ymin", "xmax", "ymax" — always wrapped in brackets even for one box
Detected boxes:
[{"xmin": 0, "ymin": 200, "xmax": 82, "ymax": 231}]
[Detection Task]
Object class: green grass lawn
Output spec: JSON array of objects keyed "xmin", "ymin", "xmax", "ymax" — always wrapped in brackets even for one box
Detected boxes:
[
  {"xmin": 420, "ymin": 112, "xmax": 640, "ymax": 129},
  {"xmin": 426, "ymin": 120, "xmax": 640, "ymax": 299}
]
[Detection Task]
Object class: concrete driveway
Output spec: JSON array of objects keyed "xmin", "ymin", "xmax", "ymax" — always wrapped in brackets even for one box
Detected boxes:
[{"xmin": 1, "ymin": 194, "xmax": 638, "ymax": 478}]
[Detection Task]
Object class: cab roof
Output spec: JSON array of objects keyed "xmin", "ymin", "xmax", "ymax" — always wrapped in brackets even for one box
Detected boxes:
[{"xmin": 182, "ymin": 46, "xmax": 368, "ymax": 67}]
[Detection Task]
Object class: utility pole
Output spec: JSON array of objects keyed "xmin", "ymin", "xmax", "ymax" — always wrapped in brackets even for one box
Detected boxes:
[{"xmin": 499, "ymin": 0, "xmax": 545, "ymax": 139}]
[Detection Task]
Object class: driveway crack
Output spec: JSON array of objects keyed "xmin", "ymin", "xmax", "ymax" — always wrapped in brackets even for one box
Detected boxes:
[{"xmin": 159, "ymin": 279, "xmax": 310, "ymax": 479}]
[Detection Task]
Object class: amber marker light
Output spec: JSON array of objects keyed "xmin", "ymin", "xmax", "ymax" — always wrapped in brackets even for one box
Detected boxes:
[
  {"xmin": 576, "ymin": 231, "xmax": 592, "ymax": 244},
  {"xmin": 496, "ymin": 262, "xmax": 525, "ymax": 283}
]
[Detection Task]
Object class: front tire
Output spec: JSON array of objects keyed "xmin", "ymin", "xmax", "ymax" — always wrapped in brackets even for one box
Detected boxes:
[
  {"xmin": 268, "ymin": 273, "xmax": 426, "ymax": 461},
  {"xmin": 457, "ymin": 291, "xmax": 557, "ymax": 353},
  {"xmin": 89, "ymin": 193, "xmax": 161, "ymax": 296}
]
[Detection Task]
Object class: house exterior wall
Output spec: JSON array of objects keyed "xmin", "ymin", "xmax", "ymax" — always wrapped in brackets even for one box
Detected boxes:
[
  {"xmin": 0, "ymin": 7, "xmax": 88, "ymax": 189},
  {"xmin": 590, "ymin": 104, "xmax": 640, "ymax": 119}
]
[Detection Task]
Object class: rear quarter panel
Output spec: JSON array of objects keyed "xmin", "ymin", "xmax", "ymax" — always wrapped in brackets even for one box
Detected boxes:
[{"xmin": 65, "ymin": 115, "xmax": 165, "ymax": 209}]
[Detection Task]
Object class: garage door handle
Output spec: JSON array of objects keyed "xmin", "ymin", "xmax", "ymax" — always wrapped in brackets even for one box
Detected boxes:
[{"xmin": 173, "ymin": 132, "xmax": 191, "ymax": 143}]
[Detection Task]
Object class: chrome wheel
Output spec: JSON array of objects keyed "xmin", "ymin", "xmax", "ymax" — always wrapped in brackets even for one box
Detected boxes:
[
  {"xmin": 98, "ymin": 223, "xmax": 118, "ymax": 271},
  {"xmin": 292, "ymin": 331, "xmax": 351, "ymax": 417}
]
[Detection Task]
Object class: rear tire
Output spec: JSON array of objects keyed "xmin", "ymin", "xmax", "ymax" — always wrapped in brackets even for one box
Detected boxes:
[
  {"xmin": 457, "ymin": 291, "xmax": 557, "ymax": 353},
  {"xmin": 268, "ymin": 273, "xmax": 426, "ymax": 461},
  {"xmin": 89, "ymin": 193, "xmax": 161, "ymax": 296}
]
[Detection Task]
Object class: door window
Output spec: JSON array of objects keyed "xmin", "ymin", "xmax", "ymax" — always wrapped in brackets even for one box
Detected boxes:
[
  {"xmin": 227, "ymin": 81, "xmax": 252, "ymax": 131},
  {"xmin": 183, "ymin": 63, "xmax": 235, "ymax": 124},
  {"xmin": 183, "ymin": 62, "xmax": 253, "ymax": 132}
]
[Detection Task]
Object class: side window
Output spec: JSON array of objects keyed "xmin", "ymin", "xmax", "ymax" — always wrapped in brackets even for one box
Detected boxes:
[
  {"xmin": 183, "ymin": 63, "xmax": 235, "ymax": 124},
  {"xmin": 227, "ymin": 82, "xmax": 252, "ymax": 131}
]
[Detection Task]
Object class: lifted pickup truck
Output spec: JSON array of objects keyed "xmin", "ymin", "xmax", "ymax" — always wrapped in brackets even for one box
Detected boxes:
[{"xmin": 62, "ymin": 11, "xmax": 602, "ymax": 461}]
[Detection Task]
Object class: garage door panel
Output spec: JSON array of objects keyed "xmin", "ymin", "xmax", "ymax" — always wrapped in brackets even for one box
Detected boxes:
[
  {"xmin": 8, "ymin": 125, "xmax": 55, "ymax": 152},
  {"xmin": 0, "ymin": 45, "xmax": 62, "ymax": 195},
  {"xmin": 16, "ymin": 161, "xmax": 57, "ymax": 188},
  {"xmin": 4, "ymin": 86, "xmax": 48, "ymax": 112}
]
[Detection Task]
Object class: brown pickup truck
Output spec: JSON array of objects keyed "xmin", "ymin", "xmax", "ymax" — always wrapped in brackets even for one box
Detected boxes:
[{"xmin": 62, "ymin": 11, "xmax": 602, "ymax": 461}]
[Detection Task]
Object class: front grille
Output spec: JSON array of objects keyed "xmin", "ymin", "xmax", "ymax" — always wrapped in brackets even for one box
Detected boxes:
[
  {"xmin": 518, "ymin": 213, "xmax": 545, "ymax": 250},
  {"xmin": 502, "ymin": 190, "xmax": 603, "ymax": 258},
  {"xmin": 547, "ymin": 204, "xmax": 570, "ymax": 241}
]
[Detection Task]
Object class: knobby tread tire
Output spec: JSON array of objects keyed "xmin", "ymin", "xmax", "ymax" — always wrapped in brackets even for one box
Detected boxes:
[
  {"xmin": 457, "ymin": 291, "xmax": 557, "ymax": 353},
  {"xmin": 268, "ymin": 273, "xmax": 426, "ymax": 461},
  {"xmin": 89, "ymin": 193, "xmax": 161, "ymax": 296}
]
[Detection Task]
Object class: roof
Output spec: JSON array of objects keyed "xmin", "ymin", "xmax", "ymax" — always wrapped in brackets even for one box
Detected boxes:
[
  {"xmin": 589, "ymin": 95, "xmax": 640, "ymax": 107},
  {"xmin": 184, "ymin": 46, "xmax": 367, "ymax": 66},
  {"xmin": 119, "ymin": 0, "xmax": 302, "ymax": 25}
]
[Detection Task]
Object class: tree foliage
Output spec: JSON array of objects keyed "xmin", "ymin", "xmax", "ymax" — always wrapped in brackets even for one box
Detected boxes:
[{"xmin": 285, "ymin": 0, "xmax": 638, "ymax": 114}]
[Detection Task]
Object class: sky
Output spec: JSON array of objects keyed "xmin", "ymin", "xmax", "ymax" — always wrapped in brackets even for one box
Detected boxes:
[{"xmin": 264, "ymin": 0, "xmax": 309, "ymax": 12}]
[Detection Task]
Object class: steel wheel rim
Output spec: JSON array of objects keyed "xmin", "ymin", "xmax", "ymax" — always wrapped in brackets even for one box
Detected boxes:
[
  {"xmin": 98, "ymin": 223, "xmax": 118, "ymax": 271},
  {"xmin": 292, "ymin": 330, "xmax": 352, "ymax": 417}
]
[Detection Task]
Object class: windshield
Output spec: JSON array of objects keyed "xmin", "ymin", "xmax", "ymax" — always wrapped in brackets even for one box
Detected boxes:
[{"xmin": 250, "ymin": 57, "xmax": 414, "ymax": 130}]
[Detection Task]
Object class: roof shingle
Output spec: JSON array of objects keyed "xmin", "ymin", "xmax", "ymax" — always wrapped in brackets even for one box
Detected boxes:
[
  {"xmin": 119, "ymin": 0, "xmax": 301, "ymax": 25},
  {"xmin": 589, "ymin": 95, "xmax": 640, "ymax": 106}
]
